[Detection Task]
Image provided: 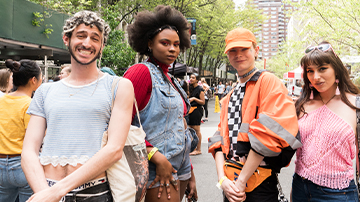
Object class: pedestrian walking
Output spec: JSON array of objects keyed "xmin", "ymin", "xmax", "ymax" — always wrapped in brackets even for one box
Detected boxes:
[
  {"xmin": 208, "ymin": 28, "xmax": 301, "ymax": 202},
  {"xmin": 0, "ymin": 59, "xmax": 42, "ymax": 202},
  {"xmin": 124, "ymin": 5, "xmax": 197, "ymax": 202},
  {"xmin": 21, "ymin": 11, "xmax": 135, "ymax": 202},
  {"xmin": 292, "ymin": 41, "xmax": 360, "ymax": 201},
  {"xmin": 200, "ymin": 78, "xmax": 210, "ymax": 122},
  {"xmin": 188, "ymin": 73, "xmax": 205, "ymax": 156}
]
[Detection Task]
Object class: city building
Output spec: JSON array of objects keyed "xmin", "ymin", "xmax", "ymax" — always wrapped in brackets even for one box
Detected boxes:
[{"xmin": 248, "ymin": 0, "xmax": 298, "ymax": 59}]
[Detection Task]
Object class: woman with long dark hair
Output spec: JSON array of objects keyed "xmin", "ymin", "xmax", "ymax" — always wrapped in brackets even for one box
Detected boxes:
[
  {"xmin": 188, "ymin": 73, "xmax": 205, "ymax": 156},
  {"xmin": 0, "ymin": 59, "xmax": 42, "ymax": 202},
  {"xmin": 292, "ymin": 42, "xmax": 359, "ymax": 201},
  {"xmin": 124, "ymin": 5, "xmax": 197, "ymax": 202}
]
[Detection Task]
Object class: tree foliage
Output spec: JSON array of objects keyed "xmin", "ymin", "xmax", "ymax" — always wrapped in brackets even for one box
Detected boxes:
[{"xmin": 28, "ymin": 0, "xmax": 264, "ymax": 77}]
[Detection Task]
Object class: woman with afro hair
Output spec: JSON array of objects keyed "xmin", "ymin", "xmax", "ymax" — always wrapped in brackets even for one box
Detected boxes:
[{"xmin": 124, "ymin": 5, "xmax": 197, "ymax": 202}]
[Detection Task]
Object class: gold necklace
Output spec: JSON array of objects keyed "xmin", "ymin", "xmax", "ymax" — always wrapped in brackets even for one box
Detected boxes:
[{"xmin": 66, "ymin": 70, "xmax": 100, "ymax": 98}]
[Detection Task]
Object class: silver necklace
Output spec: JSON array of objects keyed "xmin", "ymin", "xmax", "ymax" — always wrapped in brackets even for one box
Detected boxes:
[
  {"xmin": 239, "ymin": 68, "xmax": 257, "ymax": 79},
  {"xmin": 67, "ymin": 70, "xmax": 100, "ymax": 98}
]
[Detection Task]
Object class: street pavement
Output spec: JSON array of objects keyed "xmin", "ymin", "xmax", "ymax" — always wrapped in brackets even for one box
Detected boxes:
[{"xmin": 184, "ymin": 98, "xmax": 295, "ymax": 202}]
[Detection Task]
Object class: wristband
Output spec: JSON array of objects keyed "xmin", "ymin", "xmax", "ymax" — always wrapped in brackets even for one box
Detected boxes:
[
  {"xmin": 216, "ymin": 176, "xmax": 228, "ymax": 189},
  {"xmin": 148, "ymin": 147, "xmax": 158, "ymax": 161}
]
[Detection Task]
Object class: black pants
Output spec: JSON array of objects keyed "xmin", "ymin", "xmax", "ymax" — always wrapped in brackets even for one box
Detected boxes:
[
  {"xmin": 223, "ymin": 172, "xmax": 278, "ymax": 202},
  {"xmin": 203, "ymin": 99, "xmax": 208, "ymax": 118}
]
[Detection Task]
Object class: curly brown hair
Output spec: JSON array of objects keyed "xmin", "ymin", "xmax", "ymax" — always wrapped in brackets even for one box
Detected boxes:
[{"xmin": 127, "ymin": 5, "xmax": 191, "ymax": 56}]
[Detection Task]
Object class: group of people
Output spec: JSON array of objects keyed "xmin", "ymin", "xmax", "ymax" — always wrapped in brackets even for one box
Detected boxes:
[
  {"xmin": 209, "ymin": 27, "xmax": 360, "ymax": 202},
  {"xmin": 0, "ymin": 5, "xmax": 359, "ymax": 202}
]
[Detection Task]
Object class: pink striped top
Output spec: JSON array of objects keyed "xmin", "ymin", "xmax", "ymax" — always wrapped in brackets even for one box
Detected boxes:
[{"xmin": 295, "ymin": 105, "xmax": 356, "ymax": 189}]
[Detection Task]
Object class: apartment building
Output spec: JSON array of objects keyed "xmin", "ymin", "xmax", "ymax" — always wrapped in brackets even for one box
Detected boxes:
[{"xmin": 248, "ymin": 0, "xmax": 298, "ymax": 59}]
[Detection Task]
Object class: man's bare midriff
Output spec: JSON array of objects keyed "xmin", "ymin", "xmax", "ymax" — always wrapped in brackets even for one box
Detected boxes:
[{"xmin": 43, "ymin": 164, "xmax": 106, "ymax": 181}]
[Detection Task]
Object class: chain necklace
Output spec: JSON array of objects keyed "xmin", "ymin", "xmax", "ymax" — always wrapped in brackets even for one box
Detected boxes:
[
  {"xmin": 318, "ymin": 93, "xmax": 336, "ymax": 105},
  {"xmin": 239, "ymin": 67, "xmax": 257, "ymax": 79},
  {"xmin": 67, "ymin": 70, "xmax": 100, "ymax": 98}
]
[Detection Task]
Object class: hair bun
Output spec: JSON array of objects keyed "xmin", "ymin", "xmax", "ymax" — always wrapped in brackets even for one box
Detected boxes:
[{"xmin": 5, "ymin": 59, "xmax": 20, "ymax": 72}]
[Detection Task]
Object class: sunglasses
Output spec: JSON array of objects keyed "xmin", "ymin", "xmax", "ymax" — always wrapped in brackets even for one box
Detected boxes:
[{"xmin": 304, "ymin": 44, "xmax": 338, "ymax": 57}]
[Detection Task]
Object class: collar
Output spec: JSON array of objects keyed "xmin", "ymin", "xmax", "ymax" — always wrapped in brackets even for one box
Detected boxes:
[
  {"xmin": 248, "ymin": 69, "xmax": 266, "ymax": 82},
  {"xmin": 147, "ymin": 57, "xmax": 171, "ymax": 74}
]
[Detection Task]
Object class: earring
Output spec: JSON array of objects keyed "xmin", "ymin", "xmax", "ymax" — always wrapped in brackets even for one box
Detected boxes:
[
  {"xmin": 309, "ymin": 83, "xmax": 314, "ymax": 100},
  {"xmin": 148, "ymin": 47, "xmax": 152, "ymax": 53},
  {"xmin": 335, "ymin": 79, "xmax": 340, "ymax": 95}
]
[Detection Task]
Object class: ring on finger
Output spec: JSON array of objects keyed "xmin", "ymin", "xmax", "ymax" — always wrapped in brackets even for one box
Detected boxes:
[
  {"xmin": 160, "ymin": 183, "xmax": 164, "ymax": 187},
  {"xmin": 171, "ymin": 179, "xmax": 178, "ymax": 186},
  {"xmin": 166, "ymin": 183, "xmax": 170, "ymax": 187}
]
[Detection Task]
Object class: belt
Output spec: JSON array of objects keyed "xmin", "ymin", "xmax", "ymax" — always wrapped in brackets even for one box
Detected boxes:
[{"xmin": 0, "ymin": 154, "xmax": 21, "ymax": 158}]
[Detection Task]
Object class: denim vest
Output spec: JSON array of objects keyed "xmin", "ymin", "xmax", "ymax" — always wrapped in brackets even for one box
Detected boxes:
[{"xmin": 132, "ymin": 62, "xmax": 188, "ymax": 159}]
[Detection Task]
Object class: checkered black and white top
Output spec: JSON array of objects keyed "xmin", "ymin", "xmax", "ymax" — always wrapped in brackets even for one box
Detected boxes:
[{"xmin": 227, "ymin": 82, "xmax": 246, "ymax": 161}]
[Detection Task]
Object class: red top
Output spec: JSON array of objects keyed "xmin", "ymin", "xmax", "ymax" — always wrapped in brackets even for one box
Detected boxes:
[{"xmin": 124, "ymin": 59, "xmax": 187, "ymax": 147}]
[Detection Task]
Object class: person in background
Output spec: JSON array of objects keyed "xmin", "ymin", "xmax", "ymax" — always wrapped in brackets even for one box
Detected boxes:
[
  {"xmin": 292, "ymin": 42, "xmax": 359, "ymax": 201},
  {"xmin": 208, "ymin": 28, "xmax": 300, "ymax": 202},
  {"xmin": 200, "ymin": 78, "xmax": 210, "ymax": 122},
  {"xmin": 125, "ymin": 5, "xmax": 197, "ymax": 202},
  {"xmin": 188, "ymin": 73, "xmax": 205, "ymax": 156},
  {"xmin": 100, "ymin": 67, "xmax": 116, "ymax": 76},
  {"xmin": 217, "ymin": 81, "xmax": 225, "ymax": 100},
  {"xmin": 0, "ymin": 59, "xmax": 42, "ymax": 202},
  {"xmin": 0, "ymin": 67, "xmax": 13, "ymax": 97},
  {"xmin": 59, "ymin": 64, "xmax": 71, "ymax": 80}
]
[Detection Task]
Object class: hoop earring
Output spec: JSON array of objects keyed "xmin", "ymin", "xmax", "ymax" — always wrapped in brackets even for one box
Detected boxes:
[
  {"xmin": 309, "ymin": 83, "xmax": 314, "ymax": 100},
  {"xmin": 335, "ymin": 79, "xmax": 340, "ymax": 95}
]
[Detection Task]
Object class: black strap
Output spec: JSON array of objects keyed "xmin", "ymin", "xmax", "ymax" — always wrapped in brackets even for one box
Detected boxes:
[{"xmin": 355, "ymin": 95, "xmax": 360, "ymax": 194}]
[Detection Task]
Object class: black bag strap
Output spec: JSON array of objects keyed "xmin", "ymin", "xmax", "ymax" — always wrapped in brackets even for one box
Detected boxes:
[{"xmin": 355, "ymin": 95, "xmax": 360, "ymax": 192}]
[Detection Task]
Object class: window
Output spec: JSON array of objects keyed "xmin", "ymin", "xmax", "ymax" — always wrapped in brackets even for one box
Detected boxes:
[
  {"xmin": 271, "ymin": 32, "xmax": 277, "ymax": 35},
  {"xmin": 263, "ymin": 32, "xmax": 269, "ymax": 35},
  {"xmin": 271, "ymin": 11, "xmax": 277, "ymax": 14},
  {"xmin": 263, "ymin": 7, "xmax": 269, "ymax": 10},
  {"xmin": 264, "ymin": 28, "xmax": 269, "ymax": 31},
  {"xmin": 264, "ymin": 20, "xmax": 269, "ymax": 23},
  {"xmin": 263, "ymin": 44, "xmax": 269, "ymax": 47},
  {"xmin": 271, "ymin": 48, "xmax": 277, "ymax": 51},
  {"xmin": 271, "ymin": 44, "xmax": 277, "ymax": 47},
  {"xmin": 263, "ymin": 53, "xmax": 270, "ymax": 56},
  {"xmin": 271, "ymin": 16, "xmax": 277, "ymax": 18},
  {"xmin": 271, "ymin": 20, "xmax": 277, "ymax": 23},
  {"xmin": 271, "ymin": 24, "xmax": 277, "ymax": 27},
  {"xmin": 263, "ymin": 40, "xmax": 269, "ymax": 43},
  {"xmin": 271, "ymin": 40, "xmax": 277, "ymax": 43},
  {"xmin": 263, "ymin": 24, "xmax": 269, "ymax": 27},
  {"xmin": 263, "ymin": 36, "xmax": 269, "ymax": 39},
  {"xmin": 271, "ymin": 52, "xmax": 277, "ymax": 56},
  {"xmin": 263, "ymin": 48, "xmax": 269, "ymax": 51},
  {"xmin": 271, "ymin": 28, "xmax": 277, "ymax": 31},
  {"xmin": 271, "ymin": 36, "xmax": 277, "ymax": 39},
  {"xmin": 263, "ymin": 11, "xmax": 269, "ymax": 14}
]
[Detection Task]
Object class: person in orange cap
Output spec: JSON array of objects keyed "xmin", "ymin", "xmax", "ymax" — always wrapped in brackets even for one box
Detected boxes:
[{"xmin": 208, "ymin": 28, "xmax": 301, "ymax": 202}]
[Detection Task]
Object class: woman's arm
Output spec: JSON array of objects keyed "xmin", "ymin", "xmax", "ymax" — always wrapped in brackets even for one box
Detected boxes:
[
  {"xmin": 26, "ymin": 78, "xmax": 135, "ymax": 202},
  {"xmin": 189, "ymin": 91, "xmax": 205, "ymax": 105},
  {"xmin": 215, "ymin": 151, "xmax": 245, "ymax": 202},
  {"xmin": 234, "ymin": 150, "xmax": 264, "ymax": 192}
]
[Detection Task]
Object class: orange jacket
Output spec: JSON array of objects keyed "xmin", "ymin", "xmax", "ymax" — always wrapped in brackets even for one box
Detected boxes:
[{"xmin": 208, "ymin": 71, "xmax": 301, "ymax": 170}]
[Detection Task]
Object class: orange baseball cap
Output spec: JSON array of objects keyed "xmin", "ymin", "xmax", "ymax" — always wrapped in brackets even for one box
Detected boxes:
[{"xmin": 224, "ymin": 28, "xmax": 257, "ymax": 54}]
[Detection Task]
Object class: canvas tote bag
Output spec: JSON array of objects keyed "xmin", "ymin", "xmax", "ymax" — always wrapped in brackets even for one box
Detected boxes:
[{"xmin": 101, "ymin": 77, "xmax": 148, "ymax": 202}]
